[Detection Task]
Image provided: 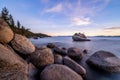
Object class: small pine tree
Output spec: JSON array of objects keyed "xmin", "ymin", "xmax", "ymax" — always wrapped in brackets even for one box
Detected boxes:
[
  {"xmin": 1, "ymin": 7, "xmax": 9, "ymax": 24},
  {"xmin": 25, "ymin": 28, "xmax": 30, "ymax": 31},
  {"xmin": 8, "ymin": 14, "xmax": 15, "ymax": 32},
  {"xmin": 9, "ymin": 14, "xmax": 15, "ymax": 27},
  {"xmin": 21, "ymin": 26, "xmax": 25, "ymax": 35},
  {"xmin": 17, "ymin": 20, "xmax": 21, "ymax": 29}
]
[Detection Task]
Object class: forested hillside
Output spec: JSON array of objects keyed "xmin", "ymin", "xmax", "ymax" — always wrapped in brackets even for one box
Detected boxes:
[{"xmin": 0, "ymin": 7, "xmax": 51, "ymax": 38}]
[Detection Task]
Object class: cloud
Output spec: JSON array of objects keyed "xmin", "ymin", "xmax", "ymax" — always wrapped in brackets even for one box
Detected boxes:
[
  {"xmin": 44, "ymin": 0, "xmax": 110, "ymax": 16},
  {"xmin": 43, "ymin": 0, "xmax": 110, "ymax": 27},
  {"xmin": 45, "ymin": 3, "xmax": 62, "ymax": 13},
  {"xmin": 72, "ymin": 17, "xmax": 91, "ymax": 26},
  {"xmin": 105, "ymin": 27, "xmax": 120, "ymax": 30},
  {"xmin": 103, "ymin": 27, "xmax": 120, "ymax": 36}
]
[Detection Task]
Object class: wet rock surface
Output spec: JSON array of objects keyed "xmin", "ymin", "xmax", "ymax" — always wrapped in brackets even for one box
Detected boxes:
[
  {"xmin": 54, "ymin": 54, "xmax": 63, "ymax": 64},
  {"xmin": 53, "ymin": 47, "xmax": 67, "ymax": 55},
  {"xmin": 63, "ymin": 56, "xmax": 86, "ymax": 76},
  {"xmin": 47, "ymin": 43, "xmax": 56, "ymax": 48},
  {"xmin": 40, "ymin": 64, "xmax": 83, "ymax": 80},
  {"xmin": 28, "ymin": 63, "xmax": 38, "ymax": 80},
  {"xmin": 30, "ymin": 47, "xmax": 54, "ymax": 68},
  {"xmin": 86, "ymin": 50, "xmax": 120, "ymax": 73},
  {"xmin": 67, "ymin": 47, "xmax": 83, "ymax": 60}
]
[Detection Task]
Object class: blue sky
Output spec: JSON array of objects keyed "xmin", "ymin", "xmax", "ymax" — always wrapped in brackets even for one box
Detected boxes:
[{"xmin": 0, "ymin": 0, "xmax": 120, "ymax": 36}]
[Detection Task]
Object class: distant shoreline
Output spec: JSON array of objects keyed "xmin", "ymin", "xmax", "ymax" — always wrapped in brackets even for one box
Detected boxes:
[{"xmin": 49, "ymin": 36, "xmax": 120, "ymax": 37}]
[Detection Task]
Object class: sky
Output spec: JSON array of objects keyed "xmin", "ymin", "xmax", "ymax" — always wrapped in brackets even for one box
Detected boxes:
[{"xmin": 0, "ymin": 0, "xmax": 120, "ymax": 36}]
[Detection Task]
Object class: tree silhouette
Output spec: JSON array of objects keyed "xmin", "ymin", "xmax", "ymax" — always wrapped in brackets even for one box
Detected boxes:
[
  {"xmin": 25, "ymin": 28, "xmax": 30, "ymax": 31},
  {"xmin": 8, "ymin": 14, "xmax": 15, "ymax": 31},
  {"xmin": 1, "ymin": 7, "xmax": 9, "ymax": 24},
  {"xmin": 17, "ymin": 20, "xmax": 21, "ymax": 29},
  {"xmin": 21, "ymin": 26, "xmax": 25, "ymax": 35}
]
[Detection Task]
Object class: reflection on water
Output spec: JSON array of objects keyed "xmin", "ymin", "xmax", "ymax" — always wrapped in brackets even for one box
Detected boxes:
[{"xmin": 30, "ymin": 36, "xmax": 120, "ymax": 80}]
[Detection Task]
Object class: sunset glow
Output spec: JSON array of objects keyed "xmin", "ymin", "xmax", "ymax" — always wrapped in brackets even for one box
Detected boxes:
[{"xmin": 0, "ymin": 0, "xmax": 120, "ymax": 36}]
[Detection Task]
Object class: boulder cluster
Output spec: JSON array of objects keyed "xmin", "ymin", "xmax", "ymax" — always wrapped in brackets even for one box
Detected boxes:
[
  {"xmin": 0, "ymin": 18, "xmax": 120, "ymax": 80},
  {"xmin": 0, "ymin": 18, "xmax": 85, "ymax": 80}
]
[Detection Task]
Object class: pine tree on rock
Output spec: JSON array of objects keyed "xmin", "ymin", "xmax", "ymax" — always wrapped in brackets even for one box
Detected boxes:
[
  {"xmin": 1, "ymin": 7, "xmax": 9, "ymax": 24},
  {"xmin": 17, "ymin": 20, "xmax": 21, "ymax": 29}
]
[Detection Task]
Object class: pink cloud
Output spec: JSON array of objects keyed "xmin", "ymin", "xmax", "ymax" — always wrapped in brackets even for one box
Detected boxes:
[{"xmin": 72, "ymin": 17, "xmax": 91, "ymax": 26}]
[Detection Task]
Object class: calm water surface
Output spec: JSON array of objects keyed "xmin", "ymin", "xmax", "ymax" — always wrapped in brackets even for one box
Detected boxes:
[{"xmin": 30, "ymin": 36, "xmax": 120, "ymax": 80}]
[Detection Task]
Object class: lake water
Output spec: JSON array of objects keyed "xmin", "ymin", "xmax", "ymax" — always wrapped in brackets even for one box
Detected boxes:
[{"xmin": 30, "ymin": 36, "xmax": 120, "ymax": 80}]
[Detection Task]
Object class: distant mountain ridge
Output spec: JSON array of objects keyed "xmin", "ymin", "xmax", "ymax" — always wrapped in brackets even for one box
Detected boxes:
[{"xmin": 93, "ymin": 36, "xmax": 120, "ymax": 37}]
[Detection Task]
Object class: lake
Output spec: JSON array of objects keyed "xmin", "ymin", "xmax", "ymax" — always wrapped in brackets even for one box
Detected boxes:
[{"xmin": 30, "ymin": 36, "xmax": 120, "ymax": 80}]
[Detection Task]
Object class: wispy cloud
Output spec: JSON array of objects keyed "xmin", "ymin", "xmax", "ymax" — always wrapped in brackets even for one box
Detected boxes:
[
  {"xmin": 43, "ymin": 0, "xmax": 110, "ymax": 26},
  {"xmin": 105, "ymin": 27, "xmax": 120, "ymax": 30},
  {"xmin": 45, "ymin": 3, "xmax": 62, "ymax": 13},
  {"xmin": 103, "ymin": 26, "xmax": 120, "ymax": 36},
  {"xmin": 104, "ymin": 27, "xmax": 120, "ymax": 34},
  {"xmin": 72, "ymin": 17, "xmax": 91, "ymax": 26}
]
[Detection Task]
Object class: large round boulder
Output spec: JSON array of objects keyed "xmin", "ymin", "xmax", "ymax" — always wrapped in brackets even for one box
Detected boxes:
[
  {"xmin": 40, "ymin": 64, "xmax": 83, "ymax": 80},
  {"xmin": 30, "ymin": 46, "xmax": 54, "ymax": 68},
  {"xmin": 0, "ymin": 43, "xmax": 28, "ymax": 80},
  {"xmin": 67, "ymin": 47, "xmax": 83, "ymax": 60},
  {"xmin": 0, "ymin": 18, "xmax": 14, "ymax": 43},
  {"xmin": 86, "ymin": 50, "xmax": 120, "ymax": 73},
  {"xmin": 63, "ymin": 56, "xmax": 86, "ymax": 76},
  {"xmin": 11, "ymin": 34, "xmax": 35, "ymax": 55}
]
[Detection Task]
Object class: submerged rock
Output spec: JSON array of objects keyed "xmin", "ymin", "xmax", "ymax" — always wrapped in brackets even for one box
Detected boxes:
[
  {"xmin": 0, "ymin": 43, "xmax": 28, "ymax": 80},
  {"xmin": 86, "ymin": 50, "xmax": 120, "ymax": 73},
  {"xmin": 83, "ymin": 49, "xmax": 88, "ymax": 54},
  {"xmin": 11, "ymin": 34, "xmax": 35, "ymax": 55},
  {"xmin": 67, "ymin": 47, "xmax": 83, "ymax": 60},
  {"xmin": 72, "ymin": 33, "xmax": 90, "ymax": 41},
  {"xmin": 40, "ymin": 64, "xmax": 83, "ymax": 80},
  {"xmin": 30, "ymin": 47, "xmax": 54, "ymax": 68},
  {"xmin": 0, "ymin": 18, "xmax": 14, "ymax": 43},
  {"xmin": 47, "ymin": 43, "xmax": 56, "ymax": 48},
  {"xmin": 53, "ymin": 47, "xmax": 67, "ymax": 55}
]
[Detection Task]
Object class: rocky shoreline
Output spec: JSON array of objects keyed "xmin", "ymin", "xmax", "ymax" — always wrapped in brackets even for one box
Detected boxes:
[{"xmin": 1, "ymin": 18, "xmax": 120, "ymax": 80}]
